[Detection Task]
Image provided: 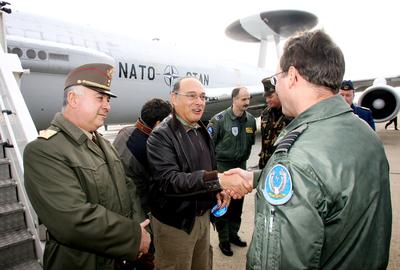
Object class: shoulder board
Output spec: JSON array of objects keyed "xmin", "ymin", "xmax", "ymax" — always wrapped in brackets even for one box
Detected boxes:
[
  {"xmin": 275, "ymin": 124, "xmax": 308, "ymax": 154},
  {"xmin": 38, "ymin": 129, "xmax": 58, "ymax": 140}
]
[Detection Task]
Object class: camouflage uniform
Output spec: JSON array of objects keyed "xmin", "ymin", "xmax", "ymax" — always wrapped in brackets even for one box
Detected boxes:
[{"xmin": 258, "ymin": 107, "xmax": 290, "ymax": 169}]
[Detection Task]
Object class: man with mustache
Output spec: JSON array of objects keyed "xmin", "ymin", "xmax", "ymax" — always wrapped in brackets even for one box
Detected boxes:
[
  {"xmin": 207, "ymin": 87, "xmax": 256, "ymax": 256},
  {"xmin": 24, "ymin": 63, "xmax": 151, "ymax": 270}
]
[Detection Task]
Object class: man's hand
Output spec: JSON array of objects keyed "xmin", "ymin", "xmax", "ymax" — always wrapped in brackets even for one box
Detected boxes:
[
  {"xmin": 218, "ymin": 169, "xmax": 253, "ymax": 199},
  {"xmin": 216, "ymin": 190, "xmax": 231, "ymax": 208},
  {"xmin": 138, "ymin": 219, "xmax": 151, "ymax": 256}
]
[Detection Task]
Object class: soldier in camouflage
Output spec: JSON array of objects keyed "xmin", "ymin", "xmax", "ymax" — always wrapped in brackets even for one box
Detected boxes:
[{"xmin": 258, "ymin": 78, "xmax": 290, "ymax": 169}]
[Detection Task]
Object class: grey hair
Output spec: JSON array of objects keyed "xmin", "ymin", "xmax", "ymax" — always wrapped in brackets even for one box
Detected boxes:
[{"xmin": 62, "ymin": 85, "xmax": 85, "ymax": 110}]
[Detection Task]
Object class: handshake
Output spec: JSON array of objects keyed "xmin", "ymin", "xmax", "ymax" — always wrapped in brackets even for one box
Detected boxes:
[{"xmin": 218, "ymin": 168, "xmax": 254, "ymax": 199}]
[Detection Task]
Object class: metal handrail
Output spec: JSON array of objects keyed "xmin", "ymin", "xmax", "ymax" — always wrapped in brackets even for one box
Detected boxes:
[{"xmin": 0, "ymin": 50, "xmax": 43, "ymax": 263}]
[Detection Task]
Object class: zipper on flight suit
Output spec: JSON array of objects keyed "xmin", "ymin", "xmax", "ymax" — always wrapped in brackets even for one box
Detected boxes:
[
  {"xmin": 263, "ymin": 207, "xmax": 278, "ymax": 270},
  {"xmin": 269, "ymin": 208, "xmax": 275, "ymax": 234}
]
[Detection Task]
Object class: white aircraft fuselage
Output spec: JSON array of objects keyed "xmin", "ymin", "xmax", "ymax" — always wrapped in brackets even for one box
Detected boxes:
[{"xmin": 5, "ymin": 12, "xmax": 268, "ymax": 130}]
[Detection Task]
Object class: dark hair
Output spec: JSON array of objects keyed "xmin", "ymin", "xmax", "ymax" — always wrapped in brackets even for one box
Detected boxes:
[
  {"xmin": 141, "ymin": 98, "xmax": 172, "ymax": 128},
  {"xmin": 231, "ymin": 87, "xmax": 242, "ymax": 99},
  {"xmin": 280, "ymin": 30, "xmax": 345, "ymax": 93}
]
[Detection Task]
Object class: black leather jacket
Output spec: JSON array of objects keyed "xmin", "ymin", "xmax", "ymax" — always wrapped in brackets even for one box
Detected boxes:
[{"xmin": 147, "ymin": 114, "xmax": 220, "ymax": 233}]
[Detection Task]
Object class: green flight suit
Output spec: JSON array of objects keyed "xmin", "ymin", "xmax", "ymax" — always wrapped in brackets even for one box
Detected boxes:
[
  {"xmin": 24, "ymin": 113, "xmax": 142, "ymax": 270},
  {"xmin": 247, "ymin": 96, "xmax": 392, "ymax": 269},
  {"xmin": 208, "ymin": 107, "xmax": 256, "ymax": 243}
]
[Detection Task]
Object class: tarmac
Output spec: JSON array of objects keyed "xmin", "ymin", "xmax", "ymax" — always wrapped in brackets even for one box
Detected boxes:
[{"xmin": 101, "ymin": 119, "xmax": 399, "ymax": 269}]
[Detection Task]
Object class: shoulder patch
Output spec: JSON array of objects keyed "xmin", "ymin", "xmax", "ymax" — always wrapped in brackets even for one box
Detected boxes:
[
  {"xmin": 38, "ymin": 129, "xmax": 58, "ymax": 140},
  {"xmin": 216, "ymin": 113, "xmax": 224, "ymax": 121},
  {"xmin": 263, "ymin": 164, "xmax": 293, "ymax": 205}
]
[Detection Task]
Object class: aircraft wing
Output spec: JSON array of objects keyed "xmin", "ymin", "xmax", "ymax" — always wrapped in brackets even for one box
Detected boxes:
[
  {"xmin": 203, "ymin": 85, "xmax": 265, "ymax": 120},
  {"xmin": 353, "ymin": 75, "xmax": 400, "ymax": 92}
]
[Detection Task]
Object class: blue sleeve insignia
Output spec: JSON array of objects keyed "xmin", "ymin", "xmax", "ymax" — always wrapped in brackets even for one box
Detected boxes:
[
  {"xmin": 207, "ymin": 126, "xmax": 214, "ymax": 136},
  {"xmin": 263, "ymin": 164, "xmax": 293, "ymax": 205},
  {"xmin": 216, "ymin": 113, "xmax": 223, "ymax": 121}
]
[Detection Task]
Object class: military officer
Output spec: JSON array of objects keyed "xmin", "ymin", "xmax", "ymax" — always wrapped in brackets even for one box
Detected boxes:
[
  {"xmin": 339, "ymin": 80, "xmax": 375, "ymax": 130},
  {"xmin": 24, "ymin": 63, "xmax": 151, "ymax": 270},
  {"xmin": 227, "ymin": 30, "xmax": 391, "ymax": 269},
  {"xmin": 258, "ymin": 78, "xmax": 290, "ymax": 169},
  {"xmin": 207, "ymin": 87, "xmax": 256, "ymax": 256}
]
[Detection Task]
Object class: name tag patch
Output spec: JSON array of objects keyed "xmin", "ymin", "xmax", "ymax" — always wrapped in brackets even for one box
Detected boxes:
[{"xmin": 246, "ymin": 127, "xmax": 253, "ymax": 134}]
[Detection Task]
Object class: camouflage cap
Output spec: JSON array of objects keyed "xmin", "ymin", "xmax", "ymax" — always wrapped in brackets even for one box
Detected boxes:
[
  {"xmin": 261, "ymin": 77, "xmax": 276, "ymax": 97},
  {"xmin": 64, "ymin": 63, "xmax": 117, "ymax": 98}
]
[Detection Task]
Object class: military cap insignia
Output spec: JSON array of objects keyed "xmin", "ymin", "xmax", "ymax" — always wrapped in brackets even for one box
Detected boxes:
[
  {"xmin": 106, "ymin": 67, "xmax": 114, "ymax": 78},
  {"xmin": 263, "ymin": 164, "xmax": 293, "ymax": 205},
  {"xmin": 38, "ymin": 129, "xmax": 58, "ymax": 139},
  {"xmin": 106, "ymin": 68, "xmax": 114, "ymax": 87}
]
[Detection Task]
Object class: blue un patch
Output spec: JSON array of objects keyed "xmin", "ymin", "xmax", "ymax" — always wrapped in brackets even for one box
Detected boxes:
[{"xmin": 263, "ymin": 164, "xmax": 293, "ymax": 205}]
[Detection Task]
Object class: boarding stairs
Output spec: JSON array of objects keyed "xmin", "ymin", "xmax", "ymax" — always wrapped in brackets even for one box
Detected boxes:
[{"xmin": 0, "ymin": 12, "xmax": 43, "ymax": 270}]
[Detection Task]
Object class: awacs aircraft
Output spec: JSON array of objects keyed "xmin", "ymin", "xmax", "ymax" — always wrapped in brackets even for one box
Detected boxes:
[
  {"xmin": 3, "ymin": 10, "xmax": 318, "ymax": 130},
  {"xmin": 4, "ymin": 10, "xmax": 400, "ymax": 131}
]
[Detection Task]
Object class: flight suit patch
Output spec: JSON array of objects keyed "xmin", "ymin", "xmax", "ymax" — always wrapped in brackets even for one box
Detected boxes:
[
  {"xmin": 38, "ymin": 129, "xmax": 58, "ymax": 140},
  {"xmin": 246, "ymin": 127, "xmax": 253, "ymax": 134},
  {"xmin": 263, "ymin": 164, "xmax": 293, "ymax": 205},
  {"xmin": 231, "ymin": 127, "xmax": 238, "ymax": 136}
]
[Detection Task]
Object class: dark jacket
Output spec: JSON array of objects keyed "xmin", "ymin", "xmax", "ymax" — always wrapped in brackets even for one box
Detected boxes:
[
  {"xmin": 247, "ymin": 96, "xmax": 391, "ymax": 269},
  {"xmin": 147, "ymin": 114, "xmax": 220, "ymax": 234},
  {"xmin": 24, "ymin": 113, "xmax": 142, "ymax": 270},
  {"xmin": 351, "ymin": 103, "xmax": 375, "ymax": 130},
  {"xmin": 113, "ymin": 125, "xmax": 149, "ymax": 219}
]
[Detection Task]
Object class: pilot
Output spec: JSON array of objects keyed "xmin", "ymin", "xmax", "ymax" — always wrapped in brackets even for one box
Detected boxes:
[
  {"xmin": 23, "ymin": 63, "xmax": 151, "ymax": 270},
  {"xmin": 258, "ymin": 78, "xmax": 291, "ymax": 169},
  {"xmin": 207, "ymin": 87, "xmax": 257, "ymax": 256},
  {"xmin": 339, "ymin": 80, "xmax": 375, "ymax": 130},
  {"xmin": 226, "ymin": 30, "xmax": 391, "ymax": 269}
]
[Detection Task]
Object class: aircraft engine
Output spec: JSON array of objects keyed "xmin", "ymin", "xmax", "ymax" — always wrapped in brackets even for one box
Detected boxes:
[{"xmin": 357, "ymin": 84, "xmax": 400, "ymax": 123}]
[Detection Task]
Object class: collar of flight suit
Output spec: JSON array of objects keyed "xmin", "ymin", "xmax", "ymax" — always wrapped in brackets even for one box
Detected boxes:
[
  {"xmin": 274, "ymin": 95, "xmax": 353, "ymax": 146},
  {"xmin": 227, "ymin": 106, "xmax": 247, "ymax": 121}
]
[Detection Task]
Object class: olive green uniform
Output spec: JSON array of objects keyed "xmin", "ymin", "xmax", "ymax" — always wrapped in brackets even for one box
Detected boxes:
[
  {"xmin": 247, "ymin": 96, "xmax": 392, "ymax": 269},
  {"xmin": 24, "ymin": 113, "xmax": 142, "ymax": 270},
  {"xmin": 208, "ymin": 107, "xmax": 256, "ymax": 243},
  {"xmin": 258, "ymin": 107, "xmax": 290, "ymax": 169}
]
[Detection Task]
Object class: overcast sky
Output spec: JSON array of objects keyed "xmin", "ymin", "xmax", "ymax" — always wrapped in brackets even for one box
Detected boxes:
[{"xmin": 8, "ymin": 0, "xmax": 400, "ymax": 80}]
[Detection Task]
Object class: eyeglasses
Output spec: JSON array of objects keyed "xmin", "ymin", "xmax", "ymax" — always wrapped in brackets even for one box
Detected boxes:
[
  {"xmin": 174, "ymin": 91, "xmax": 207, "ymax": 101},
  {"xmin": 265, "ymin": 71, "xmax": 285, "ymax": 86}
]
